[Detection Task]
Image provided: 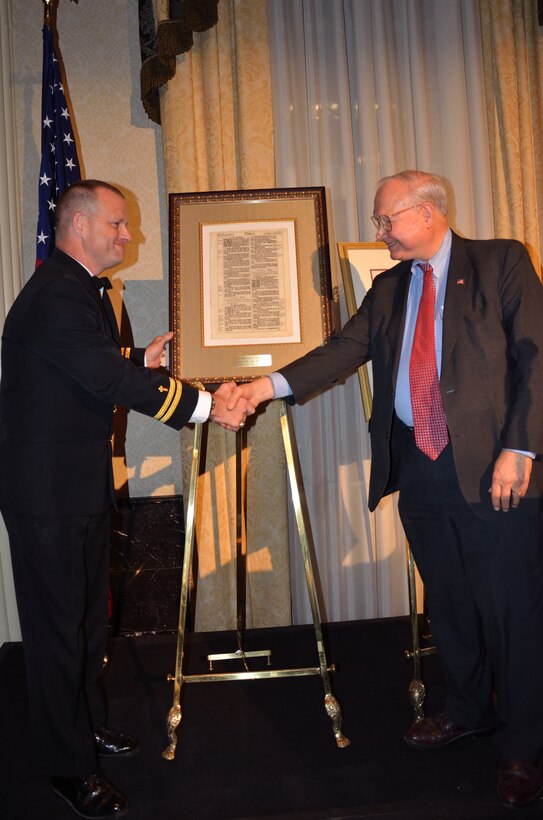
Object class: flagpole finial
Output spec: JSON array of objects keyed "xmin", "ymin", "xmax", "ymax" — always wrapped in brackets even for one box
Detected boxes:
[
  {"xmin": 43, "ymin": 0, "xmax": 79, "ymax": 28},
  {"xmin": 43, "ymin": 0, "xmax": 58, "ymax": 28}
]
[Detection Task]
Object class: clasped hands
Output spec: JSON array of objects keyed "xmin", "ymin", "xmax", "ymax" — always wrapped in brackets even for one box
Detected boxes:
[
  {"xmin": 145, "ymin": 335, "xmax": 274, "ymax": 433},
  {"xmin": 209, "ymin": 378, "xmax": 274, "ymax": 432}
]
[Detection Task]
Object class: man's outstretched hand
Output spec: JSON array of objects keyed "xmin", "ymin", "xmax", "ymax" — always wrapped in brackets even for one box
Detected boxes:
[{"xmin": 225, "ymin": 377, "xmax": 275, "ymax": 413}]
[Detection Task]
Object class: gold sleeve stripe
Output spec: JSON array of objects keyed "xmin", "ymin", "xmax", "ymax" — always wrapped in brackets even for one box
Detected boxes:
[
  {"xmin": 120, "ymin": 347, "xmax": 131, "ymax": 359},
  {"xmin": 154, "ymin": 378, "xmax": 183, "ymax": 423}
]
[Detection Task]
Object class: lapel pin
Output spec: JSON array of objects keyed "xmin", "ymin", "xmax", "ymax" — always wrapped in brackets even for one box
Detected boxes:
[{"xmin": 456, "ymin": 278, "xmax": 465, "ymax": 285}]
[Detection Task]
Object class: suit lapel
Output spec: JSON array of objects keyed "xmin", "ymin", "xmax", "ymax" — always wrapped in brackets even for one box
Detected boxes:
[
  {"xmin": 99, "ymin": 286, "xmax": 121, "ymax": 345},
  {"xmin": 441, "ymin": 232, "xmax": 472, "ymax": 375},
  {"xmin": 389, "ymin": 263, "xmax": 411, "ymax": 385},
  {"xmin": 386, "ymin": 237, "xmax": 471, "ymax": 388},
  {"xmin": 61, "ymin": 255, "xmax": 121, "ymax": 346}
]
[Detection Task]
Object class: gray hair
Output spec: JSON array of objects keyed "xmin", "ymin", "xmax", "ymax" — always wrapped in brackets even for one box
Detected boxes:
[{"xmin": 377, "ymin": 170, "xmax": 448, "ymax": 215}]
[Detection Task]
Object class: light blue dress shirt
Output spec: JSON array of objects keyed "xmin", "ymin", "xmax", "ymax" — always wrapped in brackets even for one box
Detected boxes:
[{"xmin": 394, "ymin": 229, "xmax": 452, "ymax": 426}]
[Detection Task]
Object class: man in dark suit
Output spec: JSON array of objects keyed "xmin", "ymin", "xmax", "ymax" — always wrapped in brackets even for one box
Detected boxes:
[
  {"xmin": 0, "ymin": 180, "xmax": 250, "ymax": 819},
  {"xmin": 227, "ymin": 170, "xmax": 543, "ymax": 810}
]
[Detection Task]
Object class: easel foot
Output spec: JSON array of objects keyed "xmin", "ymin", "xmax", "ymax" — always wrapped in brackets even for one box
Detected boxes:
[
  {"xmin": 324, "ymin": 693, "xmax": 351, "ymax": 748},
  {"xmin": 408, "ymin": 678, "xmax": 426, "ymax": 723},
  {"xmin": 162, "ymin": 704, "xmax": 182, "ymax": 760}
]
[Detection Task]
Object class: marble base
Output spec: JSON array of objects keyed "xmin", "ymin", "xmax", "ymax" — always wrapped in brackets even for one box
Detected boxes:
[{"xmin": 109, "ymin": 495, "xmax": 186, "ymax": 635}]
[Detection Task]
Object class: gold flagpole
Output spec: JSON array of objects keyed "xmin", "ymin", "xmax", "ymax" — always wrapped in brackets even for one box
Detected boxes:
[
  {"xmin": 42, "ymin": 0, "xmax": 58, "ymax": 28},
  {"xmin": 42, "ymin": 0, "xmax": 78, "ymax": 29}
]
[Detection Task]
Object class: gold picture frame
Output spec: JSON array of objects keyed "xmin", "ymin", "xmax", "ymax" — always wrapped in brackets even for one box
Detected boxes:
[
  {"xmin": 337, "ymin": 241, "xmax": 393, "ymax": 420},
  {"xmin": 169, "ymin": 187, "xmax": 334, "ymax": 383}
]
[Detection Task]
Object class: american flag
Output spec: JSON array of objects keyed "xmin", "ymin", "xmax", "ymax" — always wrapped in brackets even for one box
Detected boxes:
[{"xmin": 36, "ymin": 25, "xmax": 81, "ymax": 266}]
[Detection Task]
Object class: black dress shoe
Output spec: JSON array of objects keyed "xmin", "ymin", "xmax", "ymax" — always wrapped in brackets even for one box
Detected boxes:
[
  {"xmin": 51, "ymin": 772, "xmax": 129, "ymax": 818},
  {"xmin": 94, "ymin": 727, "xmax": 139, "ymax": 758},
  {"xmin": 404, "ymin": 714, "xmax": 494, "ymax": 750},
  {"xmin": 497, "ymin": 758, "xmax": 543, "ymax": 809}
]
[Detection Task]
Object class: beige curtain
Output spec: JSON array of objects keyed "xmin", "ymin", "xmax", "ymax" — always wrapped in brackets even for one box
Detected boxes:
[
  {"xmin": 0, "ymin": 0, "xmax": 22, "ymax": 644},
  {"xmin": 268, "ymin": 0, "xmax": 495, "ymax": 624},
  {"xmin": 158, "ymin": 0, "xmax": 291, "ymax": 631},
  {"xmin": 480, "ymin": 0, "xmax": 543, "ymax": 274}
]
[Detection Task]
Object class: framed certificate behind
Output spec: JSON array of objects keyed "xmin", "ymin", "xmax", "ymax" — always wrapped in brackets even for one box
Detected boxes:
[
  {"xmin": 337, "ymin": 241, "xmax": 393, "ymax": 420},
  {"xmin": 169, "ymin": 187, "xmax": 334, "ymax": 383}
]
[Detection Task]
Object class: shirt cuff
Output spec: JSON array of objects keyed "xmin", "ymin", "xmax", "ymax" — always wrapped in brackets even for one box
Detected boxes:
[
  {"xmin": 504, "ymin": 448, "xmax": 536, "ymax": 460},
  {"xmin": 190, "ymin": 390, "xmax": 213, "ymax": 423},
  {"xmin": 269, "ymin": 372, "xmax": 292, "ymax": 399}
]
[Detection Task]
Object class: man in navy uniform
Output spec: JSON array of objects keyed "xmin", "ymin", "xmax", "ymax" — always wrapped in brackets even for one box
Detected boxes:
[{"xmin": 0, "ymin": 180, "xmax": 249, "ymax": 818}]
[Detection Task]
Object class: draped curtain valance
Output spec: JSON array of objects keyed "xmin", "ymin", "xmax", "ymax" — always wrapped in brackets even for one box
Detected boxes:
[{"xmin": 139, "ymin": 0, "xmax": 219, "ymax": 123}]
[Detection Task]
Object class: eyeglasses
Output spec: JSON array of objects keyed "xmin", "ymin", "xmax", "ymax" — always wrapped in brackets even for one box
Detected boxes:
[{"xmin": 371, "ymin": 204, "xmax": 420, "ymax": 232}]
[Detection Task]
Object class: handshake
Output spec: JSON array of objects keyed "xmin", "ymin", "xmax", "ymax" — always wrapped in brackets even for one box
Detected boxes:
[
  {"xmin": 144, "ymin": 334, "xmax": 275, "ymax": 432},
  {"xmin": 208, "ymin": 377, "xmax": 276, "ymax": 432}
]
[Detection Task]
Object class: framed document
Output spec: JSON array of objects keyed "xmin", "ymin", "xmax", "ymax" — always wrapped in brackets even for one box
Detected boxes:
[
  {"xmin": 170, "ymin": 187, "xmax": 333, "ymax": 383},
  {"xmin": 337, "ymin": 242, "xmax": 393, "ymax": 420}
]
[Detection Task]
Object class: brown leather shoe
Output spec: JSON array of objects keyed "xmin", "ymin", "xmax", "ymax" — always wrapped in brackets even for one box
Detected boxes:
[
  {"xmin": 404, "ymin": 714, "xmax": 493, "ymax": 750},
  {"xmin": 497, "ymin": 758, "xmax": 543, "ymax": 809},
  {"xmin": 51, "ymin": 772, "xmax": 129, "ymax": 818}
]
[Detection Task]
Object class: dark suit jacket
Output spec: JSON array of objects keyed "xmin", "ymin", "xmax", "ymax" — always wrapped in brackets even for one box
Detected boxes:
[
  {"xmin": 280, "ymin": 232, "xmax": 543, "ymax": 514},
  {"xmin": 0, "ymin": 249, "xmax": 200, "ymax": 517}
]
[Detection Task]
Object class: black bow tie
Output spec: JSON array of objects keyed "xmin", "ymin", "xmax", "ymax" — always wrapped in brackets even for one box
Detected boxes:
[{"xmin": 92, "ymin": 276, "xmax": 113, "ymax": 291}]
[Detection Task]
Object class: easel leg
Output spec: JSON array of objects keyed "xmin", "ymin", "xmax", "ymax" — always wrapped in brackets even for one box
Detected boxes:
[
  {"xmin": 405, "ymin": 542, "xmax": 427, "ymax": 724},
  {"xmin": 206, "ymin": 426, "xmax": 272, "ymax": 670},
  {"xmin": 279, "ymin": 401, "xmax": 350, "ymax": 748},
  {"xmin": 235, "ymin": 426, "xmax": 248, "ymax": 667},
  {"xmin": 163, "ymin": 423, "xmax": 203, "ymax": 760}
]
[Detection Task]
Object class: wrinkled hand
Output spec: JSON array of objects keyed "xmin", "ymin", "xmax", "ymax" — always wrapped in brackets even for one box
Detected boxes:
[
  {"xmin": 226, "ymin": 377, "xmax": 275, "ymax": 412},
  {"xmin": 209, "ymin": 382, "xmax": 256, "ymax": 432},
  {"xmin": 490, "ymin": 449, "xmax": 532, "ymax": 512},
  {"xmin": 145, "ymin": 331, "xmax": 173, "ymax": 369}
]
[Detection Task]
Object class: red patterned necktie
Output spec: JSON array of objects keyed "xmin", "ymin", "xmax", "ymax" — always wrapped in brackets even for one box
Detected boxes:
[{"xmin": 409, "ymin": 263, "xmax": 448, "ymax": 460}]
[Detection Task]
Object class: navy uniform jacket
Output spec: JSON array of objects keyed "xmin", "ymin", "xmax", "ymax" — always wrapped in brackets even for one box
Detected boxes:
[
  {"xmin": 279, "ymin": 232, "xmax": 543, "ymax": 517},
  {"xmin": 0, "ymin": 249, "xmax": 200, "ymax": 517}
]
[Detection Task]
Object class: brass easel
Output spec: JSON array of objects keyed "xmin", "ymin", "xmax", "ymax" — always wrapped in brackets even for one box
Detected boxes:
[{"xmin": 163, "ymin": 401, "xmax": 350, "ymax": 760}]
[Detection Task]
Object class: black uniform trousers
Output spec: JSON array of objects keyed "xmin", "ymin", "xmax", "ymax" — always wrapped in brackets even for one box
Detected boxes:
[
  {"xmin": 395, "ymin": 420, "xmax": 543, "ymax": 760},
  {"xmin": 4, "ymin": 509, "xmax": 110, "ymax": 776}
]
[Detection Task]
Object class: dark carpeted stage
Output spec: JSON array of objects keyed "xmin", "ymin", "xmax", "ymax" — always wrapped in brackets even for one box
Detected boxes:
[{"xmin": 1, "ymin": 617, "xmax": 540, "ymax": 819}]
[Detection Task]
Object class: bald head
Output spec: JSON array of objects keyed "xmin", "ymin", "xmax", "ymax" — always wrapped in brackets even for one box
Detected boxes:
[
  {"xmin": 55, "ymin": 180, "xmax": 125, "ymax": 241},
  {"xmin": 55, "ymin": 180, "xmax": 131, "ymax": 275}
]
